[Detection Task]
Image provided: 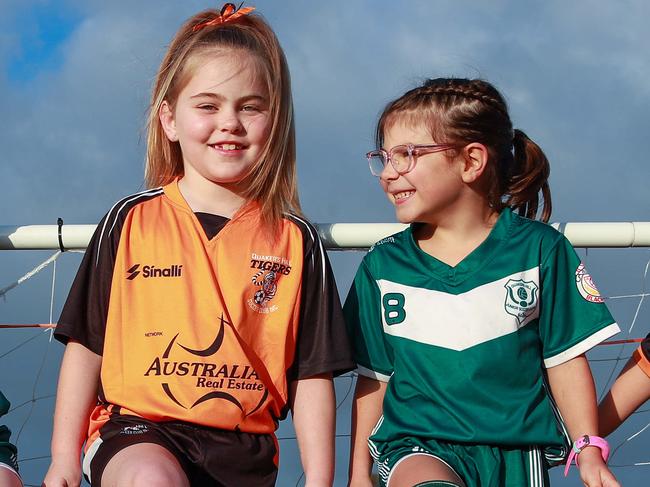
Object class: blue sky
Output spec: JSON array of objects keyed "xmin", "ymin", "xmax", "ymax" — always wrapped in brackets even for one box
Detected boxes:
[
  {"xmin": 5, "ymin": 2, "xmax": 82, "ymax": 83},
  {"xmin": 1, "ymin": 1, "xmax": 649, "ymax": 485}
]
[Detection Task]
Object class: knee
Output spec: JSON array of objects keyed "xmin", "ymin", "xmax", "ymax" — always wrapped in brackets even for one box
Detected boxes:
[
  {"xmin": 0, "ymin": 469, "xmax": 23, "ymax": 487},
  {"xmin": 125, "ymin": 465, "xmax": 188, "ymax": 487},
  {"xmin": 100, "ymin": 443, "xmax": 189, "ymax": 487}
]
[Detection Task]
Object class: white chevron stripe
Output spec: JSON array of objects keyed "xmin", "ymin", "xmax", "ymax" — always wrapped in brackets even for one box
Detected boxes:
[{"xmin": 377, "ymin": 267, "xmax": 539, "ymax": 350}]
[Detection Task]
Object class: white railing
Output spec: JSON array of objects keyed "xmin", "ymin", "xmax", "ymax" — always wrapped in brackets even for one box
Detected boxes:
[{"xmin": 1, "ymin": 222, "xmax": 650, "ymax": 250}]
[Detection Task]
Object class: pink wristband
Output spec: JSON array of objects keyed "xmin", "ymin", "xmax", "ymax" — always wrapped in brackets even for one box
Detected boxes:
[{"xmin": 564, "ymin": 435, "xmax": 610, "ymax": 477}]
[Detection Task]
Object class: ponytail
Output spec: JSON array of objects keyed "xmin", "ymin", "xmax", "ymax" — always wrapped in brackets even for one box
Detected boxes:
[
  {"xmin": 376, "ymin": 78, "xmax": 553, "ymax": 222},
  {"xmin": 506, "ymin": 129, "xmax": 552, "ymax": 222}
]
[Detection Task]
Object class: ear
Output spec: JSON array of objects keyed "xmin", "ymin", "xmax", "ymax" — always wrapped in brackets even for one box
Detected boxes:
[
  {"xmin": 460, "ymin": 143, "xmax": 489, "ymax": 183},
  {"xmin": 159, "ymin": 101, "xmax": 178, "ymax": 142}
]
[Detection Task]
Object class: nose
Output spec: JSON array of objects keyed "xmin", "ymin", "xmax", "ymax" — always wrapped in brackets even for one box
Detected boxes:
[
  {"xmin": 218, "ymin": 108, "xmax": 244, "ymax": 134},
  {"xmin": 379, "ymin": 161, "xmax": 399, "ymax": 182}
]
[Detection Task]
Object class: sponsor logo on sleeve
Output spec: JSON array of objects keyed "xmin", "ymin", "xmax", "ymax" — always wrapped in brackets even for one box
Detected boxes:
[{"xmin": 575, "ymin": 263, "xmax": 604, "ymax": 303}]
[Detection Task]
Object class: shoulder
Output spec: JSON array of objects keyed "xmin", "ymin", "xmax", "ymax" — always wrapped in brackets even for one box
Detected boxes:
[
  {"xmin": 510, "ymin": 211, "xmax": 562, "ymax": 240},
  {"xmin": 97, "ymin": 188, "xmax": 164, "ymax": 238},
  {"xmin": 283, "ymin": 213, "xmax": 322, "ymax": 252},
  {"xmin": 88, "ymin": 188, "xmax": 164, "ymax": 263},
  {"xmin": 509, "ymin": 212, "xmax": 568, "ymax": 257},
  {"xmin": 364, "ymin": 227, "xmax": 410, "ymax": 264}
]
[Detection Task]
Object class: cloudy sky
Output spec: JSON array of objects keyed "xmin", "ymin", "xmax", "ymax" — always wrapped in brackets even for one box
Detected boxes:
[{"xmin": 1, "ymin": 1, "xmax": 649, "ymax": 485}]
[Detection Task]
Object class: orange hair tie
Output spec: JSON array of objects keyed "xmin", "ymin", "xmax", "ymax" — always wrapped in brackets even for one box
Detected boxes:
[{"xmin": 192, "ymin": 3, "xmax": 255, "ymax": 32}]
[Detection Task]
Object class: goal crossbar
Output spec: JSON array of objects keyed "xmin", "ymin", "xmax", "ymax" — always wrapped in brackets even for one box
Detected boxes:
[{"xmin": 1, "ymin": 222, "xmax": 650, "ymax": 250}]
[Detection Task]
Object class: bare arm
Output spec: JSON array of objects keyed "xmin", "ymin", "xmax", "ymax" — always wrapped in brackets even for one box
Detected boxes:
[
  {"xmin": 599, "ymin": 357, "xmax": 650, "ymax": 437},
  {"xmin": 348, "ymin": 375, "xmax": 387, "ymax": 487},
  {"xmin": 547, "ymin": 354, "xmax": 619, "ymax": 487},
  {"xmin": 291, "ymin": 373, "xmax": 336, "ymax": 487},
  {"xmin": 43, "ymin": 341, "xmax": 102, "ymax": 487}
]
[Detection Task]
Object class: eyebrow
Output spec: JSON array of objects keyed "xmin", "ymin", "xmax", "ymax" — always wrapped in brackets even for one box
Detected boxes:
[{"xmin": 189, "ymin": 93, "xmax": 268, "ymax": 102}]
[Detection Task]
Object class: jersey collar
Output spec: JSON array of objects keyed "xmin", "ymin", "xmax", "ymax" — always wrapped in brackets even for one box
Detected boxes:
[{"xmin": 406, "ymin": 207, "xmax": 515, "ymax": 285}]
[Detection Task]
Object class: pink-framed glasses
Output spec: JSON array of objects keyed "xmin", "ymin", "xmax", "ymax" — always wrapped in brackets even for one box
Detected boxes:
[{"xmin": 366, "ymin": 143, "xmax": 457, "ymax": 177}]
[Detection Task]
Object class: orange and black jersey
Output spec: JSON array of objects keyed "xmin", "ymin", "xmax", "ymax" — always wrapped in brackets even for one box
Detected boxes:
[{"xmin": 55, "ymin": 181, "xmax": 354, "ymax": 437}]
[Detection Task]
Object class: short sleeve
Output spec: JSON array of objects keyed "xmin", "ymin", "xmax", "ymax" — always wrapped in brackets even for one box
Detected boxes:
[
  {"xmin": 290, "ymin": 220, "xmax": 355, "ymax": 380},
  {"xmin": 641, "ymin": 334, "xmax": 650, "ymax": 361},
  {"xmin": 54, "ymin": 213, "xmax": 120, "ymax": 355},
  {"xmin": 343, "ymin": 260, "xmax": 394, "ymax": 381},
  {"xmin": 539, "ymin": 236, "xmax": 620, "ymax": 368},
  {"xmin": 633, "ymin": 334, "xmax": 650, "ymax": 378}
]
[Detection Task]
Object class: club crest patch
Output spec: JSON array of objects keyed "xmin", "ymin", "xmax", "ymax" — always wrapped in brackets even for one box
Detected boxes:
[
  {"xmin": 504, "ymin": 279, "xmax": 539, "ymax": 324},
  {"xmin": 252, "ymin": 270, "xmax": 278, "ymax": 305},
  {"xmin": 246, "ymin": 269, "xmax": 279, "ymax": 313},
  {"xmin": 575, "ymin": 263, "xmax": 604, "ymax": 303},
  {"xmin": 247, "ymin": 253, "xmax": 292, "ymax": 313}
]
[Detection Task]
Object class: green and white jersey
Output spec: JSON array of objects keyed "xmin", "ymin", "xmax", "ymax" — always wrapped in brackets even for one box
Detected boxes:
[{"xmin": 344, "ymin": 208, "xmax": 619, "ymax": 449}]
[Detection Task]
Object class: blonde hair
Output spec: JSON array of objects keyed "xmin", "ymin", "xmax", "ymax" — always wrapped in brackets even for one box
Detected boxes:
[{"xmin": 145, "ymin": 7, "xmax": 301, "ymax": 228}]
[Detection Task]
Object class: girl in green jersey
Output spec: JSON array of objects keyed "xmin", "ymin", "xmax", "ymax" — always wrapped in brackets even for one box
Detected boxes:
[{"xmin": 345, "ymin": 78, "xmax": 620, "ymax": 487}]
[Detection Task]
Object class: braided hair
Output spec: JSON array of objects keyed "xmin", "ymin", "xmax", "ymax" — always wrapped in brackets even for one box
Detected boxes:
[{"xmin": 376, "ymin": 78, "xmax": 552, "ymax": 222}]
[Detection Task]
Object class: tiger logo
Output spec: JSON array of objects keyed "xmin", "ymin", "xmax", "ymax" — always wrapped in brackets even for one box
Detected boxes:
[{"xmin": 251, "ymin": 270, "xmax": 278, "ymax": 306}]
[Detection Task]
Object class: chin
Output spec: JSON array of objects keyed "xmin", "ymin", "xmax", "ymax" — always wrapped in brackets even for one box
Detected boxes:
[
  {"xmin": 207, "ymin": 171, "xmax": 248, "ymax": 184},
  {"xmin": 394, "ymin": 210, "xmax": 416, "ymax": 224}
]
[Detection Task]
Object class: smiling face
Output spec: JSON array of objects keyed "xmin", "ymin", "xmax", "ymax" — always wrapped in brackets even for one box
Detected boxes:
[
  {"xmin": 159, "ymin": 51, "xmax": 271, "ymax": 188},
  {"xmin": 379, "ymin": 120, "xmax": 465, "ymax": 225}
]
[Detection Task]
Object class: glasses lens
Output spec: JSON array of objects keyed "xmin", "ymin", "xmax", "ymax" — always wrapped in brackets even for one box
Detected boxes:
[
  {"xmin": 367, "ymin": 154, "xmax": 387, "ymax": 176},
  {"xmin": 390, "ymin": 146, "xmax": 411, "ymax": 173}
]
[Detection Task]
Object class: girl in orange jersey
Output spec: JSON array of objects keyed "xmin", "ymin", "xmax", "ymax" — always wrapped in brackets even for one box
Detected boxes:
[
  {"xmin": 599, "ymin": 334, "xmax": 650, "ymax": 437},
  {"xmin": 43, "ymin": 4, "xmax": 353, "ymax": 486}
]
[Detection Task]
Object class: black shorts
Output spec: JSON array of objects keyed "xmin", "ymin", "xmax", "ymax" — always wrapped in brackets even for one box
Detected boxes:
[{"xmin": 83, "ymin": 415, "xmax": 278, "ymax": 487}]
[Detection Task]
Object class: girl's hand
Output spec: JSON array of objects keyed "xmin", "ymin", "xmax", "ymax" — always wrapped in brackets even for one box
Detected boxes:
[
  {"xmin": 42, "ymin": 458, "xmax": 82, "ymax": 487},
  {"xmin": 577, "ymin": 447, "xmax": 620, "ymax": 487}
]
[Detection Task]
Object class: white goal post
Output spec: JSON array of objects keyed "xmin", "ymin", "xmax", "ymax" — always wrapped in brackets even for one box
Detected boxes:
[{"xmin": 1, "ymin": 222, "xmax": 650, "ymax": 250}]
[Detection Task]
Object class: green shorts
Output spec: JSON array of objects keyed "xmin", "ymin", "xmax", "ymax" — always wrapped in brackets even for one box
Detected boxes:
[
  {"xmin": 371, "ymin": 436, "xmax": 550, "ymax": 487},
  {"xmin": 0, "ymin": 425, "xmax": 19, "ymax": 474},
  {"xmin": 0, "ymin": 392, "xmax": 19, "ymax": 476}
]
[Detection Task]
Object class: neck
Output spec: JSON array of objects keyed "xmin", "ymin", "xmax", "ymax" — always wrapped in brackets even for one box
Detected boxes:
[
  {"xmin": 178, "ymin": 173, "xmax": 247, "ymax": 218},
  {"xmin": 415, "ymin": 201, "xmax": 499, "ymax": 266}
]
